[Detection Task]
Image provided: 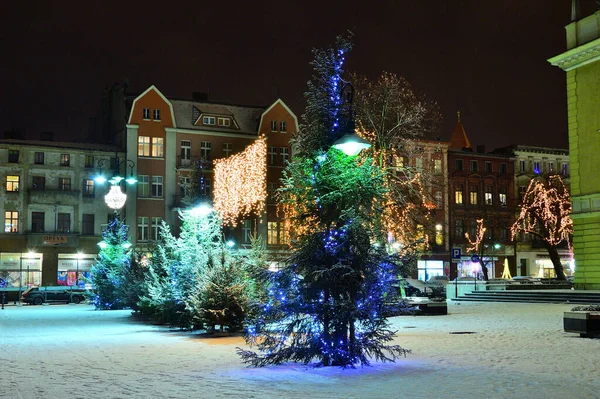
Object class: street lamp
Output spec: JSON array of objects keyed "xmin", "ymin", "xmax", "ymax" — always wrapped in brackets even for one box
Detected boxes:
[{"xmin": 331, "ymin": 82, "xmax": 371, "ymax": 156}]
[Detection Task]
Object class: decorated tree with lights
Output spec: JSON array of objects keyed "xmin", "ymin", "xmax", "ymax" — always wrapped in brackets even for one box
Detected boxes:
[
  {"xmin": 511, "ymin": 175, "xmax": 572, "ymax": 280},
  {"xmin": 464, "ymin": 218, "xmax": 503, "ymax": 281},
  {"xmin": 89, "ymin": 217, "xmax": 133, "ymax": 310},
  {"xmin": 237, "ymin": 34, "xmax": 410, "ymax": 368}
]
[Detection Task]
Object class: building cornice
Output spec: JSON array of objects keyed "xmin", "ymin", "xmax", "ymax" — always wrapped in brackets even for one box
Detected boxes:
[
  {"xmin": 165, "ymin": 127, "xmax": 258, "ymax": 140},
  {"xmin": 548, "ymin": 37, "xmax": 600, "ymax": 71}
]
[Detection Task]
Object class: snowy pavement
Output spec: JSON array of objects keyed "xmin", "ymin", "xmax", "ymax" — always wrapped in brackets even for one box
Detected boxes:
[{"xmin": 0, "ymin": 301, "xmax": 599, "ymax": 399}]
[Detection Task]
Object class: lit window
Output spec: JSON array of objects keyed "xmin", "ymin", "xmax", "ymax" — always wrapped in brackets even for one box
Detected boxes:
[
  {"xmin": 138, "ymin": 136, "xmax": 150, "ymax": 156},
  {"xmin": 151, "ymin": 217, "xmax": 161, "ymax": 241},
  {"xmin": 435, "ymin": 224, "xmax": 443, "ymax": 246},
  {"xmin": 279, "ymin": 222, "xmax": 289, "ymax": 245},
  {"xmin": 270, "ymin": 121, "xmax": 277, "ymax": 131},
  {"xmin": 153, "ymin": 109, "xmax": 161, "ymax": 120},
  {"xmin": 34, "ymin": 152, "xmax": 44, "ymax": 165},
  {"xmin": 83, "ymin": 179, "xmax": 95, "ymax": 198},
  {"xmin": 455, "ymin": 184, "xmax": 464, "ymax": 204},
  {"xmin": 143, "ymin": 108, "xmax": 150, "ymax": 119},
  {"xmin": 151, "ymin": 176, "xmax": 163, "ymax": 197},
  {"xmin": 268, "ymin": 222, "xmax": 278, "ymax": 245},
  {"xmin": 58, "ymin": 177, "xmax": 71, "ymax": 191},
  {"xmin": 138, "ymin": 216, "xmax": 149, "ymax": 241},
  {"xmin": 499, "ymin": 187, "xmax": 507, "ymax": 205},
  {"xmin": 57, "ymin": 213, "xmax": 70, "ymax": 233},
  {"xmin": 533, "ymin": 161, "xmax": 541, "ymax": 174},
  {"xmin": 268, "ymin": 146, "xmax": 278, "ymax": 166},
  {"xmin": 485, "ymin": 186, "xmax": 493, "ymax": 205},
  {"xmin": 151, "ymin": 137, "xmax": 164, "ymax": 157},
  {"xmin": 470, "ymin": 185, "xmax": 478, "ymax": 205},
  {"xmin": 203, "ymin": 116, "xmax": 216, "ymax": 125},
  {"xmin": 200, "ymin": 141, "xmax": 211, "ymax": 159},
  {"xmin": 223, "ymin": 143, "xmax": 233, "ymax": 157},
  {"xmin": 280, "ymin": 121, "xmax": 287, "ymax": 132},
  {"xmin": 433, "ymin": 159, "xmax": 442, "ymax": 173},
  {"xmin": 180, "ymin": 140, "xmax": 191, "ymax": 166},
  {"xmin": 138, "ymin": 175, "xmax": 149, "ymax": 197},
  {"xmin": 60, "ymin": 154, "xmax": 70, "ymax": 167},
  {"xmin": 6, "ymin": 176, "xmax": 19, "ymax": 192},
  {"xmin": 218, "ymin": 117, "xmax": 230, "ymax": 127},
  {"xmin": 280, "ymin": 147, "xmax": 289, "ymax": 165},
  {"xmin": 4, "ymin": 211, "xmax": 18, "ymax": 233}
]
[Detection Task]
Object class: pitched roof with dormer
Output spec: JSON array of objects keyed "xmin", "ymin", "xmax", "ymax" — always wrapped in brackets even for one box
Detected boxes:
[{"xmin": 450, "ymin": 111, "xmax": 471, "ymax": 150}]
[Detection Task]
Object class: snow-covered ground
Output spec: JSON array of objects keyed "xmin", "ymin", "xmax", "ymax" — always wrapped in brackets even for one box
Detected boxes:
[{"xmin": 1, "ymin": 301, "xmax": 599, "ymax": 399}]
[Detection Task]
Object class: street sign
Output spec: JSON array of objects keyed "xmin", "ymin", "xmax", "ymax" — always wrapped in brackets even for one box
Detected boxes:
[
  {"xmin": 451, "ymin": 248, "xmax": 461, "ymax": 260},
  {"xmin": 471, "ymin": 254, "xmax": 480, "ymax": 263}
]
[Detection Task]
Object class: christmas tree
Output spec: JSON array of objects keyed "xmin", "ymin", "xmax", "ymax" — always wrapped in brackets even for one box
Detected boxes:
[{"xmin": 237, "ymin": 34, "xmax": 410, "ymax": 368}]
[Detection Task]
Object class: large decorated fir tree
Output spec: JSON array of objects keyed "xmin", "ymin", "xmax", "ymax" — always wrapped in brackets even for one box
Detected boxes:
[{"xmin": 237, "ymin": 34, "xmax": 410, "ymax": 367}]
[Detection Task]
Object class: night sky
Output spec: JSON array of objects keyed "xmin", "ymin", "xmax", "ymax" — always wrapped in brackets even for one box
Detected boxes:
[{"xmin": 2, "ymin": 1, "xmax": 595, "ymax": 150}]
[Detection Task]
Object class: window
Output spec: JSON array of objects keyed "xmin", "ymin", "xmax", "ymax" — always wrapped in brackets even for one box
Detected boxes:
[
  {"xmin": 138, "ymin": 217, "xmax": 149, "ymax": 241},
  {"xmin": 518, "ymin": 185, "xmax": 527, "ymax": 201},
  {"xmin": 60, "ymin": 154, "xmax": 70, "ymax": 167},
  {"xmin": 32, "ymin": 176, "xmax": 45, "ymax": 191},
  {"xmin": 469, "ymin": 185, "xmax": 478, "ymax": 205},
  {"xmin": 242, "ymin": 220, "xmax": 253, "ymax": 243},
  {"xmin": 485, "ymin": 162, "xmax": 492, "ymax": 173},
  {"xmin": 415, "ymin": 157, "xmax": 423, "ymax": 171},
  {"xmin": 434, "ymin": 191, "xmax": 442, "ymax": 207},
  {"xmin": 433, "ymin": 159, "xmax": 442, "ymax": 174},
  {"xmin": 499, "ymin": 187, "xmax": 507, "ymax": 206},
  {"xmin": 58, "ymin": 177, "xmax": 71, "ymax": 191},
  {"xmin": 223, "ymin": 143, "xmax": 233, "ymax": 157},
  {"xmin": 280, "ymin": 147, "xmax": 290, "ymax": 165},
  {"xmin": 151, "ymin": 137, "xmax": 164, "ymax": 157},
  {"xmin": 268, "ymin": 222, "xmax": 278, "ymax": 245},
  {"xmin": 519, "ymin": 160, "xmax": 526, "ymax": 173},
  {"xmin": 279, "ymin": 223, "xmax": 289, "ymax": 245},
  {"xmin": 470, "ymin": 160, "xmax": 478, "ymax": 172},
  {"xmin": 455, "ymin": 184, "xmax": 464, "ymax": 204},
  {"xmin": 180, "ymin": 140, "xmax": 191, "ymax": 166},
  {"xmin": 268, "ymin": 182, "xmax": 278, "ymax": 203},
  {"xmin": 203, "ymin": 116, "xmax": 216, "ymax": 125},
  {"xmin": 268, "ymin": 146, "xmax": 278, "ymax": 166},
  {"xmin": 180, "ymin": 176, "xmax": 190, "ymax": 199},
  {"xmin": 500, "ymin": 227, "xmax": 509, "ymax": 240},
  {"xmin": 270, "ymin": 120, "xmax": 277, "ymax": 131},
  {"xmin": 85, "ymin": 155, "xmax": 94, "ymax": 168},
  {"xmin": 82, "ymin": 214, "xmax": 94, "ymax": 235},
  {"xmin": 200, "ymin": 141, "xmax": 211, "ymax": 159},
  {"xmin": 83, "ymin": 179, "xmax": 95, "ymax": 198},
  {"xmin": 435, "ymin": 224, "xmax": 443, "ymax": 246},
  {"xmin": 153, "ymin": 109, "xmax": 161, "ymax": 120},
  {"xmin": 548, "ymin": 162, "xmax": 554, "ymax": 173},
  {"xmin": 5, "ymin": 211, "xmax": 18, "ymax": 233},
  {"xmin": 8, "ymin": 150, "xmax": 19, "ymax": 163},
  {"xmin": 500, "ymin": 163, "xmax": 507, "ymax": 174},
  {"xmin": 32, "ymin": 212, "xmax": 45, "ymax": 233},
  {"xmin": 143, "ymin": 108, "xmax": 150, "ymax": 119},
  {"xmin": 151, "ymin": 176, "xmax": 163, "ymax": 197},
  {"xmin": 280, "ymin": 121, "xmax": 287, "ymax": 132},
  {"xmin": 202, "ymin": 178, "xmax": 211, "ymax": 198},
  {"xmin": 57, "ymin": 213, "xmax": 70, "ymax": 233},
  {"xmin": 34, "ymin": 152, "xmax": 44, "ymax": 165},
  {"xmin": 138, "ymin": 175, "xmax": 149, "ymax": 197},
  {"xmin": 454, "ymin": 220, "xmax": 464, "ymax": 240},
  {"xmin": 6, "ymin": 175, "xmax": 19, "ymax": 192},
  {"xmin": 455, "ymin": 159, "xmax": 463, "ymax": 171},
  {"xmin": 469, "ymin": 221, "xmax": 477, "ymax": 239},
  {"xmin": 533, "ymin": 161, "xmax": 541, "ymax": 174},
  {"xmin": 138, "ymin": 136, "xmax": 150, "ymax": 156},
  {"xmin": 485, "ymin": 186, "xmax": 493, "ymax": 205},
  {"xmin": 561, "ymin": 163, "xmax": 569, "ymax": 175},
  {"xmin": 151, "ymin": 217, "xmax": 161, "ymax": 241},
  {"xmin": 218, "ymin": 117, "xmax": 230, "ymax": 127}
]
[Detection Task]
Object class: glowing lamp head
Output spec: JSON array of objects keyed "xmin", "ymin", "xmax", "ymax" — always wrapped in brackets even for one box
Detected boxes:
[
  {"xmin": 226, "ymin": 240, "xmax": 235, "ymax": 248},
  {"xmin": 332, "ymin": 131, "xmax": 371, "ymax": 156},
  {"xmin": 125, "ymin": 176, "xmax": 138, "ymax": 185},
  {"xmin": 104, "ymin": 185, "xmax": 127, "ymax": 210},
  {"xmin": 494, "ymin": 243, "xmax": 501, "ymax": 250},
  {"xmin": 94, "ymin": 175, "xmax": 107, "ymax": 184}
]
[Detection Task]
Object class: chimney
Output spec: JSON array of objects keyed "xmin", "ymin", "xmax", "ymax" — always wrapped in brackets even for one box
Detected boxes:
[
  {"xmin": 192, "ymin": 92, "xmax": 209, "ymax": 102},
  {"xmin": 477, "ymin": 145, "xmax": 486, "ymax": 154}
]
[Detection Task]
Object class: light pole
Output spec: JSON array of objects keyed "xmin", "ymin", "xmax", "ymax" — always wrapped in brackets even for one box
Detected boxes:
[
  {"xmin": 76, "ymin": 252, "xmax": 84, "ymax": 288},
  {"xmin": 18, "ymin": 253, "xmax": 23, "ymax": 303}
]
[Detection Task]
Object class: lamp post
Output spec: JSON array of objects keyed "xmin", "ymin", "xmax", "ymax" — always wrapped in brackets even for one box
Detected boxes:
[
  {"xmin": 18, "ymin": 253, "xmax": 23, "ymax": 303},
  {"xmin": 75, "ymin": 252, "xmax": 84, "ymax": 288},
  {"xmin": 94, "ymin": 153, "xmax": 137, "ymax": 217}
]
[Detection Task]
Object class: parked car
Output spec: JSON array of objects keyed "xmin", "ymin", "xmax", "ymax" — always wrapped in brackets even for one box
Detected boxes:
[
  {"xmin": 427, "ymin": 276, "xmax": 449, "ymax": 285},
  {"xmin": 21, "ymin": 286, "xmax": 87, "ymax": 305}
]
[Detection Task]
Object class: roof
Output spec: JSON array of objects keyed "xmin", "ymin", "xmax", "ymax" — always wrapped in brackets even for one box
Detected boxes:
[
  {"xmin": 449, "ymin": 111, "xmax": 471, "ymax": 150},
  {"xmin": 170, "ymin": 99, "xmax": 264, "ymax": 135}
]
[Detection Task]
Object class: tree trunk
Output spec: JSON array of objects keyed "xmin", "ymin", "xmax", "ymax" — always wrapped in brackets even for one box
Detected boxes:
[
  {"xmin": 543, "ymin": 241, "xmax": 566, "ymax": 281},
  {"xmin": 479, "ymin": 260, "xmax": 489, "ymax": 281}
]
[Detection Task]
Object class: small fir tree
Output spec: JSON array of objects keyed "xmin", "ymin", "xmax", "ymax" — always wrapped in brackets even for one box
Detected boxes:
[{"xmin": 89, "ymin": 217, "xmax": 132, "ymax": 310}]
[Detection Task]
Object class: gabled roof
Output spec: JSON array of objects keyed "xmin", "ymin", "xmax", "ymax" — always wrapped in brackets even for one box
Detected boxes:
[{"xmin": 450, "ymin": 111, "xmax": 471, "ymax": 150}]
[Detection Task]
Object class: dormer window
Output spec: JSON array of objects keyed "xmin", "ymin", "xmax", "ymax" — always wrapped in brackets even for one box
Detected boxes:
[
  {"xmin": 153, "ymin": 109, "xmax": 161, "ymax": 120},
  {"xmin": 203, "ymin": 116, "xmax": 216, "ymax": 125},
  {"xmin": 143, "ymin": 108, "xmax": 150, "ymax": 119},
  {"xmin": 270, "ymin": 121, "xmax": 277, "ymax": 131},
  {"xmin": 218, "ymin": 117, "xmax": 230, "ymax": 127}
]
